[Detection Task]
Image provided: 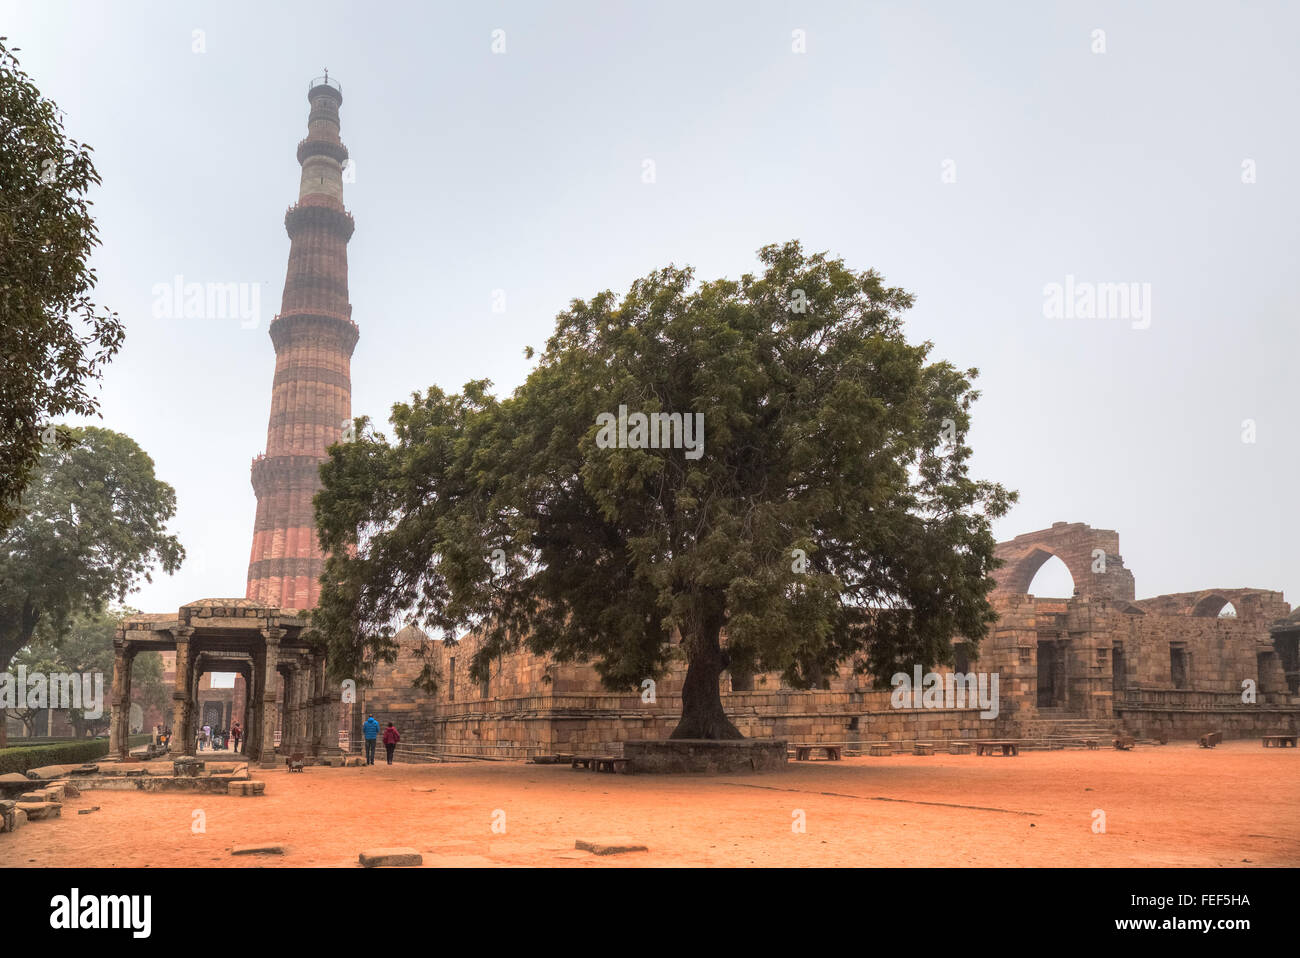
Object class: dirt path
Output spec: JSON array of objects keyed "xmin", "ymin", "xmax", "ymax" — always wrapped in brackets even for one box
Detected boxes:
[{"xmin": 3, "ymin": 740, "xmax": 1295, "ymax": 867}]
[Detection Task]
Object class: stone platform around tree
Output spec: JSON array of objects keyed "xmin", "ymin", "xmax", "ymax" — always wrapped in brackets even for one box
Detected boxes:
[{"xmin": 621, "ymin": 738, "xmax": 788, "ymax": 773}]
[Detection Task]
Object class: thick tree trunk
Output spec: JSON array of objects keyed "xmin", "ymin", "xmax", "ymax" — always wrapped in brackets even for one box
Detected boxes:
[{"xmin": 670, "ymin": 617, "xmax": 743, "ymax": 740}]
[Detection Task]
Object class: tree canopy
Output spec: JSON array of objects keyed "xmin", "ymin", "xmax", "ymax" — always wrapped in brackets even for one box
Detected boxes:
[
  {"xmin": 0, "ymin": 426, "xmax": 184, "ymax": 674},
  {"xmin": 313, "ymin": 242, "xmax": 1015, "ymax": 738},
  {"xmin": 0, "ymin": 37, "xmax": 124, "ymax": 528}
]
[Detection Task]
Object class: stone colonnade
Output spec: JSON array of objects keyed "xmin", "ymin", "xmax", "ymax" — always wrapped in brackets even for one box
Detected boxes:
[{"xmin": 110, "ymin": 605, "xmax": 343, "ymax": 768}]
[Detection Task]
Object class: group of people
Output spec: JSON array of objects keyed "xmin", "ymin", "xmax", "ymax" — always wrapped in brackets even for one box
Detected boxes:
[
  {"xmin": 362, "ymin": 716, "xmax": 400, "ymax": 765},
  {"xmin": 196, "ymin": 721, "xmax": 243, "ymax": 752}
]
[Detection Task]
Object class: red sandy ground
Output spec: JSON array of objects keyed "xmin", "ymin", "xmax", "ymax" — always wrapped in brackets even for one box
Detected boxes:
[{"xmin": 2, "ymin": 740, "xmax": 1296, "ymax": 867}]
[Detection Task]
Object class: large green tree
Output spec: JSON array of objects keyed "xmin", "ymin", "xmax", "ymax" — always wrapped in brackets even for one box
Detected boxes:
[
  {"xmin": 0, "ymin": 37, "xmax": 124, "ymax": 528},
  {"xmin": 313, "ymin": 242, "xmax": 1015, "ymax": 739},
  {"xmin": 0, "ymin": 426, "xmax": 184, "ymax": 681}
]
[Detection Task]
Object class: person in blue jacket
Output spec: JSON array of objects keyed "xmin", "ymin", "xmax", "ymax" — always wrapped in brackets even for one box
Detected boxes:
[{"xmin": 362, "ymin": 715, "xmax": 381, "ymax": 765}]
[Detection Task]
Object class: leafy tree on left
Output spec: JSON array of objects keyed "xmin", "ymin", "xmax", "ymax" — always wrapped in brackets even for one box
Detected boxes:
[
  {"xmin": 0, "ymin": 426, "xmax": 184, "ymax": 686},
  {"xmin": 0, "ymin": 36, "xmax": 124, "ymax": 528}
]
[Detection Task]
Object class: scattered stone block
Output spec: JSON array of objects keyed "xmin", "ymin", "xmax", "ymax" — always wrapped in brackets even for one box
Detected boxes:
[
  {"xmin": 411, "ymin": 787, "xmax": 437, "ymax": 792},
  {"xmin": 948, "ymin": 743, "xmax": 972, "ymax": 755},
  {"xmin": 25, "ymin": 764, "xmax": 77, "ymax": 780},
  {"xmin": 227, "ymin": 781, "xmax": 266, "ymax": 796},
  {"xmin": 913, "ymin": 743, "xmax": 936, "ymax": 756},
  {"xmin": 16, "ymin": 801, "xmax": 61, "ymax": 821},
  {"xmin": 51, "ymin": 780, "xmax": 79, "ymax": 798},
  {"xmin": 18, "ymin": 792, "xmax": 47, "ymax": 803},
  {"xmin": 78, "ymin": 807, "xmax": 101, "ymax": 815},
  {"xmin": 575, "ymin": 837, "xmax": 648, "ymax": 856},
  {"xmin": 232, "ymin": 843, "xmax": 285, "ymax": 856},
  {"xmin": 0, "ymin": 799, "xmax": 13, "ymax": 833},
  {"xmin": 359, "ymin": 847, "xmax": 422, "ymax": 867},
  {"xmin": 10, "ymin": 808, "xmax": 27, "ymax": 830},
  {"xmin": 868, "ymin": 744, "xmax": 893, "ymax": 756}
]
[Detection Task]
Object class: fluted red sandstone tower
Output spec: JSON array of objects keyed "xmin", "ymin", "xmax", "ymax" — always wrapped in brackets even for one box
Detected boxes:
[{"xmin": 247, "ymin": 75, "xmax": 357, "ymax": 609}]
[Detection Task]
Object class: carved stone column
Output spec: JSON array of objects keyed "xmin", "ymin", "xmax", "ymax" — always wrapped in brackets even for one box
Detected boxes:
[
  {"xmin": 170, "ymin": 628, "xmax": 193, "ymax": 755},
  {"xmin": 259, "ymin": 628, "xmax": 283, "ymax": 767},
  {"xmin": 109, "ymin": 643, "xmax": 127, "ymax": 759}
]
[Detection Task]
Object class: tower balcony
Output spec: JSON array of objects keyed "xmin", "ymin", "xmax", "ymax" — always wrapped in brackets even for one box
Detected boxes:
[
  {"xmin": 284, "ymin": 201, "xmax": 355, "ymax": 241},
  {"xmin": 307, "ymin": 74, "xmax": 343, "ymax": 104},
  {"xmin": 296, "ymin": 137, "xmax": 349, "ymax": 166},
  {"xmin": 268, "ymin": 310, "xmax": 360, "ymax": 355}
]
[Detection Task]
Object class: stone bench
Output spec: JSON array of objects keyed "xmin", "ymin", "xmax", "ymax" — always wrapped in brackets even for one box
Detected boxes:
[
  {"xmin": 1263, "ymin": 734, "xmax": 1297, "ymax": 748},
  {"xmin": 571, "ymin": 756, "xmax": 630, "ymax": 773},
  {"xmin": 975, "ymin": 741, "xmax": 1020, "ymax": 757},
  {"xmin": 1198, "ymin": 731, "xmax": 1222, "ymax": 748},
  {"xmin": 948, "ymin": 742, "xmax": 972, "ymax": 755},
  {"xmin": 868, "ymin": 744, "xmax": 894, "ymax": 757},
  {"xmin": 793, "ymin": 744, "xmax": 843, "ymax": 761},
  {"xmin": 913, "ymin": 743, "xmax": 936, "ymax": 756}
]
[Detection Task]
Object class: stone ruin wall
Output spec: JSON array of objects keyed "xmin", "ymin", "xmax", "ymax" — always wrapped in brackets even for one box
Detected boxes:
[
  {"xmin": 358, "ymin": 627, "xmax": 1006, "ymax": 758},
  {"xmin": 355, "ymin": 521, "xmax": 1300, "ymax": 754}
]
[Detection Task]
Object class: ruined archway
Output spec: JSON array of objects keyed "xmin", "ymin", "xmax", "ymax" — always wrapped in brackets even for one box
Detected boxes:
[{"xmin": 993, "ymin": 522, "xmax": 1136, "ymax": 601}]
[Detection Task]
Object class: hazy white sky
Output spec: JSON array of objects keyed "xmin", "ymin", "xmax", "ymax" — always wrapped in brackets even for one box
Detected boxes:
[{"xmin": 5, "ymin": 0, "xmax": 1297, "ymax": 612}]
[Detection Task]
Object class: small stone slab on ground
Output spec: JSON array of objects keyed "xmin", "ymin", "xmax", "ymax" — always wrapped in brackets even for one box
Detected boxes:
[
  {"xmin": 574, "ymin": 837, "xmax": 648, "ymax": 856},
  {"xmin": 227, "ymin": 781, "xmax": 266, "ymax": 796},
  {"xmin": 16, "ymin": 801, "xmax": 61, "ymax": 820},
  {"xmin": 411, "ymin": 787, "xmax": 437, "ymax": 792},
  {"xmin": 78, "ymin": 807, "xmax": 101, "ymax": 815},
  {"xmin": 359, "ymin": 847, "xmax": 423, "ymax": 867},
  {"xmin": 231, "ymin": 843, "xmax": 285, "ymax": 856}
]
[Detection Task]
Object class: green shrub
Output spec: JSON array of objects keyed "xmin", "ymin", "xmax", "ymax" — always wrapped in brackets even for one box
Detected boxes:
[
  {"xmin": 0, "ymin": 733, "xmax": 158, "ymax": 774},
  {"xmin": 0, "ymin": 739, "xmax": 108, "ymax": 775}
]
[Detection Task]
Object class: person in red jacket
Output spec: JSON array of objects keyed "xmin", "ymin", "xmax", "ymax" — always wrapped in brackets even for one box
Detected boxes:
[{"xmin": 382, "ymin": 722, "xmax": 400, "ymax": 765}]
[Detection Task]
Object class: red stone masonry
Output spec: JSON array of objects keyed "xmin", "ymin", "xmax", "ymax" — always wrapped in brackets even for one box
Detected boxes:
[{"xmin": 247, "ymin": 77, "xmax": 357, "ymax": 610}]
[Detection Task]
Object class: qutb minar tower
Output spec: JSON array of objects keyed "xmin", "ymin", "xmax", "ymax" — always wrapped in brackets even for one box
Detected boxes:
[{"xmin": 247, "ymin": 73, "xmax": 357, "ymax": 609}]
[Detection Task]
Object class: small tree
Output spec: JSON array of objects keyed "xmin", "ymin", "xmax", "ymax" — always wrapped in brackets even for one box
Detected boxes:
[
  {"xmin": 34, "ymin": 605, "xmax": 122, "ymax": 738},
  {"xmin": 4, "ymin": 642, "xmax": 61, "ymax": 739},
  {"xmin": 314, "ymin": 243, "xmax": 1015, "ymax": 739},
  {"xmin": 0, "ymin": 37, "xmax": 124, "ymax": 528}
]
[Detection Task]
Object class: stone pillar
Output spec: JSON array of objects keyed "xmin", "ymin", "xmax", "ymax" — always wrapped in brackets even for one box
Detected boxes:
[
  {"xmin": 236, "ymin": 666, "xmax": 252, "ymax": 755},
  {"xmin": 298, "ymin": 667, "xmax": 312, "ymax": 751},
  {"xmin": 294, "ymin": 667, "xmax": 308, "ymax": 752},
  {"xmin": 170, "ymin": 629, "xmax": 193, "ymax": 755},
  {"xmin": 109, "ymin": 643, "xmax": 127, "ymax": 759},
  {"xmin": 259, "ymin": 629, "xmax": 283, "ymax": 767},
  {"xmin": 310, "ymin": 655, "xmax": 326, "ymax": 755},
  {"xmin": 286, "ymin": 666, "xmax": 302, "ymax": 754},
  {"xmin": 246, "ymin": 656, "xmax": 263, "ymax": 762}
]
